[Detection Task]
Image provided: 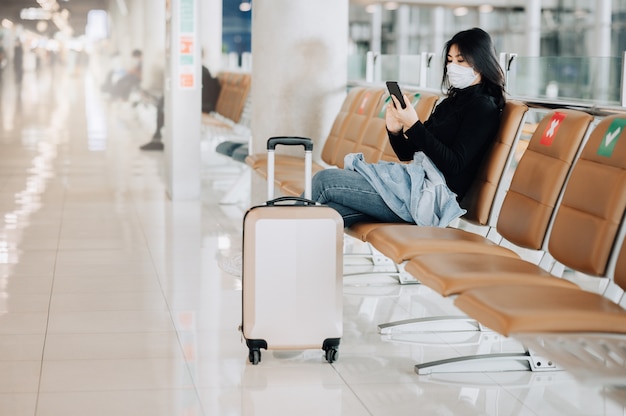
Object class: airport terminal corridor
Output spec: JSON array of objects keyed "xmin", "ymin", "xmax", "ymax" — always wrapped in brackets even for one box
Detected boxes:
[{"xmin": 0, "ymin": 65, "xmax": 624, "ymax": 415}]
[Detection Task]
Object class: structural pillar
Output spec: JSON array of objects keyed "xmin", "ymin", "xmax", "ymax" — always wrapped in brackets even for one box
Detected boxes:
[
  {"xmin": 525, "ymin": 0, "xmax": 542, "ymax": 97},
  {"xmin": 370, "ymin": 4, "xmax": 382, "ymax": 54},
  {"xmin": 249, "ymin": 0, "xmax": 349, "ymax": 204},
  {"xmin": 593, "ymin": 0, "xmax": 612, "ymax": 102},
  {"xmin": 525, "ymin": 0, "xmax": 541, "ymax": 57},
  {"xmin": 164, "ymin": 0, "xmax": 202, "ymax": 200},
  {"xmin": 199, "ymin": 0, "xmax": 222, "ymax": 74},
  {"xmin": 141, "ymin": 0, "xmax": 166, "ymax": 92},
  {"xmin": 395, "ymin": 5, "xmax": 411, "ymax": 55}
]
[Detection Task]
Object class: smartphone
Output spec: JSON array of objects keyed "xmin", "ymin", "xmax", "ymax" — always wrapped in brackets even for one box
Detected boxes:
[{"xmin": 386, "ymin": 81, "xmax": 406, "ymax": 109}]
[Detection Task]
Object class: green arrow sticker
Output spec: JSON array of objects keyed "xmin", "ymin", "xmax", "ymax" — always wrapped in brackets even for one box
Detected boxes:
[{"xmin": 598, "ymin": 118, "xmax": 626, "ymax": 157}]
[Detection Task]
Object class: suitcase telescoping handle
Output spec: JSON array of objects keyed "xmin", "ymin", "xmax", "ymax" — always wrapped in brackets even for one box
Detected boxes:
[{"xmin": 266, "ymin": 137, "xmax": 313, "ymax": 200}]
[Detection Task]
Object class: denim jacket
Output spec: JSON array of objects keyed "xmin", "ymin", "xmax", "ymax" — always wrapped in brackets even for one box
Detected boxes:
[{"xmin": 344, "ymin": 152, "xmax": 466, "ymax": 227}]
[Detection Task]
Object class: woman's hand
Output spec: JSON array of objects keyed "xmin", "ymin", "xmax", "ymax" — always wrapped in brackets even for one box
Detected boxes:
[{"xmin": 386, "ymin": 94, "xmax": 419, "ymax": 135}]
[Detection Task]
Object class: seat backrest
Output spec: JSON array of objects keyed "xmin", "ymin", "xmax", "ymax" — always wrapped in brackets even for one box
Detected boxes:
[
  {"xmin": 548, "ymin": 115, "xmax": 626, "ymax": 276},
  {"xmin": 215, "ymin": 72, "xmax": 251, "ymax": 123},
  {"xmin": 377, "ymin": 91, "xmax": 440, "ymax": 163},
  {"xmin": 330, "ymin": 88, "xmax": 385, "ymax": 168},
  {"xmin": 460, "ymin": 100, "xmax": 529, "ymax": 226},
  {"xmin": 495, "ymin": 109, "xmax": 593, "ymax": 250},
  {"xmin": 214, "ymin": 72, "xmax": 233, "ymax": 114},
  {"xmin": 229, "ymin": 73, "xmax": 252, "ymax": 123},
  {"xmin": 320, "ymin": 87, "xmax": 366, "ymax": 165},
  {"xmin": 351, "ymin": 92, "xmax": 393, "ymax": 164}
]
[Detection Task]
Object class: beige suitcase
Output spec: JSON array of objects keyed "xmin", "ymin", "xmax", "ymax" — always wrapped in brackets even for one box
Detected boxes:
[{"xmin": 240, "ymin": 137, "xmax": 343, "ymax": 365}]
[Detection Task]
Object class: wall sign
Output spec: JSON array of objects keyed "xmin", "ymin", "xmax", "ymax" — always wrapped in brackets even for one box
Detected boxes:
[{"xmin": 178, "ymin": 0, "xmax": 196, "ymax": 89}]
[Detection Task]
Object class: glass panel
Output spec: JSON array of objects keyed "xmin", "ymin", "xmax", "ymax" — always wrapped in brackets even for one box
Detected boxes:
[
  {"xmin": 347, "ymin": 54, "xmax": 367, "ymax": 82},
  {"xmin": 507, "ymin": 56, "xmax": 622, "ymax": 106},
  {"xmin": 349, "ymin": 53, "xmax": 624, "ymax": 106},
  {"xmin": 378, "ymin": 54, "xmax": 421, "ymax": 85}
]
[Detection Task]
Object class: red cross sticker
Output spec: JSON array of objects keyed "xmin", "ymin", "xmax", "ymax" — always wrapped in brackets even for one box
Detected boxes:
[
  {"xmin": 358, "ymin": 93, "xmax": 371, "ymax": 114},
  {"xmin": 540, "ymin": 112, "xmax": 566, "ymax": 146},
  {"xmin": 180, "ymin": 37, "xmax": 193, "ymax": 54}
]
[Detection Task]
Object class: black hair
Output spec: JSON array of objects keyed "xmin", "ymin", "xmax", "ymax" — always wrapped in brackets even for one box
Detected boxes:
[{"xmin": 441, "ymin": 27, "xmax": 506, "ymax": 108}]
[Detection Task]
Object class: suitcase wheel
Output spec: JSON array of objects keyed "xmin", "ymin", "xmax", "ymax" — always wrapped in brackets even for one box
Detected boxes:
[
  {"xmin": 244, "ymin": 339, "xmax": 267, "ymax": 365},
  {"xmin": 249, "ymin": 349, "xmax": 261, "ymax": 365},
  {"xmin": 324, "ymin": 346, "xmax": 338, "ymax": 363}
]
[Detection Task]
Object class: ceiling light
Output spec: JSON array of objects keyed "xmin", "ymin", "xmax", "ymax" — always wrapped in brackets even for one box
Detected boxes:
[
  {"xmin": 20, "ymin": 8, "xmax": 52, "ymax": 20},
  {"xmin": 385, "ymin": 2, "xmax": 399, "ymax": 10},
  {"xmin": 239, "ymin": 2, "xmax": 251, "ymax": 12},
  {"xmin": 453, "ymin": 7, "xmax": 469, "ymax": 17},
  {"xmin": 36, "ymin": 21, "xmax": 49, "ymax": 32},
  {"xmin": 479, "ymin": 4, "xmax": 494, "ymax": 13}
]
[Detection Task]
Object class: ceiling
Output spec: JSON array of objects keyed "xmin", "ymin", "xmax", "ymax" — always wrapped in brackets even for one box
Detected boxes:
[
  {"xmin": 0, "ymin": 0, "xmax": 547, "ymax": 39},
  {"xmin": 0, "ymin": 0, "xmax": 109, "ymax": 36}
]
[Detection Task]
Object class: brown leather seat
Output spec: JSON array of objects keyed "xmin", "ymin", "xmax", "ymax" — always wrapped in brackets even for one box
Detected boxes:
[
  {"xmin": 407, "ymin": 113, "xmax": 626, "ymax": 299},
  {"xmin": 245, "ymin": 87, "xmax": 366, "ymax": 170},
  {"xmin": 262, "ymin": 87, "xmax": 440, "ymax": 198},
  {"xmin": 346, "ymin": 100, "xmax": 528, "ymax": 242},
  {"xmin": 361, "ymin": 108, "xmax": 593, "ymax": 264},
  {"xmin": 270, "ymin": 88, "xmax": 386, "ymax": 196},
  {"xmin": 349, "ymin": 90, "xmax": 440, "ymax": 165},
  {"xmin": 490, "ymin": 240, "xmax": 626, "ymax": 382},
  {"xmin": 394, "ymin": 114, "xmax": 626, "ymax": 376},
  {"xmin": 245, "ymin": 87, "xmax": 382, "ymax": 174},
  {"xmin": 452, "ymin": 113, "xmax": 626, "ymax": 337},
  {"xmin": 203, "ymin": 72, "xmax": 251, "ymax": 127},
  {"xmin": 453, "ymin": 214, "xmax": 626, "ymax": 380}
]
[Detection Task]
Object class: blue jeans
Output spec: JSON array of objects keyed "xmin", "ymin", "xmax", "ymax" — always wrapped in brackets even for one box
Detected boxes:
[{"xmin": 310, "ymin": 169, "xmax": 407, "ymax": 227}]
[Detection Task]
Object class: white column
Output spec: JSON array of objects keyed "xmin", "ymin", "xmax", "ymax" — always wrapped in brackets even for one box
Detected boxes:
[
  {"xmin": 525, "ymin": 0, "xmax": 542, "ymax": 97},
  {"xmin": 199, "ymin": 0, "xmax": 222, "ymax": 74},
  {"xmin": 107, "ymin": 0, "xmax": 128, "ymax": 56},
  {"xmin": 250, "ymin": 0, "xmax": 348, "ymax": 204},
  {"xmin": 593, "ymin": 0, "xmax": 612, "ymax": 102},
  {"xmin": 594, "ymin": 0, "xmax": 612, "ymax": 57},
  {"xmin": 370, "ymin": 4, "xmax": 382, "ymax": 54},
  {"xmin": 525, "ymin": 0, "xmax": 541, "ymax": 57},
  {"xmin": 141, "ymin": 0, "xmax": 166, "ymax": 92},
  {"xmin": 165, "ymin": 0, "xmax": 202, "ymax": 200},
  {"xmin": 129, "ymin": 0, "xmax": 144, "ymax": 52},
  {"xmin": 395, "ymin": 5, "xmax": 410, "ymax": 55},
  {"xmin": 432, "ymin": 7, "xmax": 445, "ymax": 56}
]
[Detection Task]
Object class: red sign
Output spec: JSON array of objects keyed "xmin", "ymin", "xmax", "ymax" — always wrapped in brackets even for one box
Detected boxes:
[
  {"xmin": 358, "ymin": 93, "xmax": 370, "ymax": 114},
  {"xmin": 540, "ymin": 112, "xmax": 566, "ymax": 146},
  {"xmin": 180, "ymin": 73, "xmax": 194, "ymax": 88},
  {"xmin": 180, "ymin": 38, "xmax": 193, "ymax": 54}
]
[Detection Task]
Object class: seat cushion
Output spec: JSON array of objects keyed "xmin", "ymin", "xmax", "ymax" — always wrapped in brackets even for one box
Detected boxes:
[
  {"xmin": 365, "ymin": 225, "xmax": 518, "ymax": 264},
  {"xmin": 454, "ymin": 284, "xmax": 626, "ymax": 336},
  {"xmin": 405, "ymin": 252, "xmax": 579, "ymax": 297}
]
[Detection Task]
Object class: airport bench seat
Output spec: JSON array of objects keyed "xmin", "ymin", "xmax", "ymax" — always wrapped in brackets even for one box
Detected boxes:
[
  {"xmin": 204, "ymin": 71, "xmax": 251, "ymax": 128},
  {"xmin": 451, "ymin": 114, "xmax": 626, "ymax": 383},
  {"xmin": 245, "ymin": 86, "xmax": 440, "ymax": 196},
  {"xmin": 206, "ymin": 71, "xmax": 252, "ymax": 159},
  {"xmin": 364, "ymin": 108, "xmax": 593, "ymax": 270},
  {"xmin": 348, "ymin": 99, "xmax": 529, "ymax": 243}
]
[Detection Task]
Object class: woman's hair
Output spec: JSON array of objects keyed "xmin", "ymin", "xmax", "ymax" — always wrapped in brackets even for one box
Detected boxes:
[{"xmin": 441, "ymin": 27, "xmax": 506, "ymax": 108}]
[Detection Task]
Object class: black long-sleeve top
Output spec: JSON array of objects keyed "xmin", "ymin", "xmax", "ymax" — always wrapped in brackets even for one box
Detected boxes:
[{"xmin": 388, "ymin": 83, "xmax": 502, "ymax": 200}]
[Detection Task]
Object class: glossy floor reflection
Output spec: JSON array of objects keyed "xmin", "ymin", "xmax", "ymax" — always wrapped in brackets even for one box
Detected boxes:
[{"xmin": 0, "ymin": 65, "xmax": 624, "ymax": 416}]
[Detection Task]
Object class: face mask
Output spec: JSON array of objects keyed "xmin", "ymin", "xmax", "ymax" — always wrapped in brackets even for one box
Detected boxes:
[{"xmin": 447, "ymin": 63, "xmax": 478, "ymax": 89}]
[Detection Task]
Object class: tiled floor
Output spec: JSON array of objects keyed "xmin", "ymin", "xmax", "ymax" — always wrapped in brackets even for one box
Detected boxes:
[{"xmin": 0, "ymin": 64, "xmax": 625, "ymax": 416}]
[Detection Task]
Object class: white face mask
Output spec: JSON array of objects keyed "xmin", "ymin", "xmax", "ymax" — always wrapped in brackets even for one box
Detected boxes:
[{"xmin": 447, "ymin": 63, "xmax": 478, "ymax": 89}]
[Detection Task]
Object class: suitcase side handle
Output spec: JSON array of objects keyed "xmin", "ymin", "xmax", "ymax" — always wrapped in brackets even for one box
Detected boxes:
[{"xmin": 267, "ymin": 136, "xmax": 313, "ymax": 151}]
